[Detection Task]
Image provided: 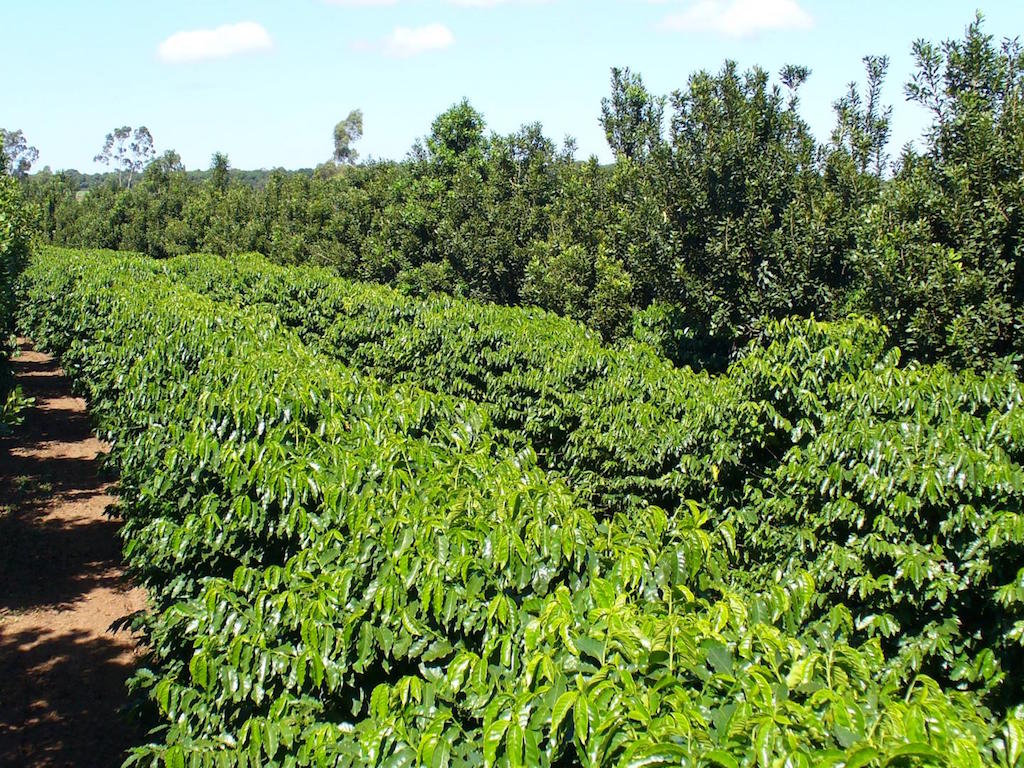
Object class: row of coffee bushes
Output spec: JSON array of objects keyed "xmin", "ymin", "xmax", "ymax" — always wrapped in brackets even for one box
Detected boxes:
[
  {"xmin": 18, "ymin": 247, "xmax": 1021, "ymax": 765},
  {"xmin": 0, "ymin": 166, "xmax": 31, "ymax": 428},
  {"xmin": 144, "ymin": 248, "xmax": 1024, "ymax": 710}
]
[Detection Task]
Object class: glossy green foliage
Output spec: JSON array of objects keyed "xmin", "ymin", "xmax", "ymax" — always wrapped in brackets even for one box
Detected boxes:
[
  {"xmin": 130, "ymin": 248, "xmax": 1024, "ymax": 709},
  {"xmin": 845, "ymin": 16, "xmax": 1024, "ymax": 365},
  {"xmin": 0, "ymin": 163, "xmax": 31, "ymax": 424},
  {"xmin": 0, "ymin": 175, "xmax": 29, "ymax": 343},
  {"xmin": 18, "ymin": 247, "xmax": 1023, "ymax": 766},
  {"xmin": 726, "ymin": 320, "xmax": 1024, "ymax": 708}
]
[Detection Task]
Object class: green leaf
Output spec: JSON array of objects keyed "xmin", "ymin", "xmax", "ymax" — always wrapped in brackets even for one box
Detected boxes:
[
  {"xmin": 550, "ymin": 691, "xmax": 577, "ymax": 736},
  {"xmin": 884, "ymin": 743, "xmax": 943, "ymax": 764},
  {"xmin": 703, "ymin": 749, "xmax": 739, "ymax": 768},
  {"xmin": 189, "ymin": 650, "xmax": 210, "ymax": 689},
  {"xmin": 843, "ymin": 747, "xmax": 880, "ymax": 768},
  {"xmin": 163, "ymin": 746, "xmax": 185, "ymax": 768},
  {"xmin": 483, "ymin": 716, "xmax": 510, "ymax": 767},
  {"xmin": 506, "ymin": 722, "xmax": 525, "ymax": 768},
  {"xmin": 573, "ymin": 694, "xmax": 590, "ymax": 747}
]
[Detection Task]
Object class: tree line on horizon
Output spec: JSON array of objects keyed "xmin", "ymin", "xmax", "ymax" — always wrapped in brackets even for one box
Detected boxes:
[{"xmin": 4, "ymin": 13, "xmax": 1022, "ymax": 370}]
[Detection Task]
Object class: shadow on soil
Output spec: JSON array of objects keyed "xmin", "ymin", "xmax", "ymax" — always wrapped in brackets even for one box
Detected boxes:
[
  {"xmin": 0, "ymin": 449, "xmax": 124, "ymax": 616},
  {"xmin": 0, "ymin": 341, "xmax": 147, "ymax": 767},
  {"xmin": 0, "ymin": 626, "xmax": 145, "ymax": 768}
]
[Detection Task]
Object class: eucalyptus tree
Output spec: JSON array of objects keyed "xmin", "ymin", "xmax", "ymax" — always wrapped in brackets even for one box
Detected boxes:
[
  {"xmin": 0, "ymin": 128, "xmax": 39, "ymax": 179},
  {"xmin": 333, "ymin": 109, "xmax": 363, "ymax": 165},
  {"xmin": 94, "ymin": 125, "xmax": 155, "ymax": 189}
]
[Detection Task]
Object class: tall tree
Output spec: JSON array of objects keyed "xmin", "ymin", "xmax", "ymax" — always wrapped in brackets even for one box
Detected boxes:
[
  {"xmin": 832, "ymin": 56, "xmax": 892, "ymax": 176},
  {"xmin": 426, "ymin": 100, "xmax": 486, "ymax": 163},
  {"xmin": 0, "ymin": 129, "xmax": 40, "ymax": 179},
  {"xmin": 94, "ymin": 126, "xmax": 155, "ymax": 189},
  {"xmin": 600, "ymin": 67, "xmax": 665, "ymax": 162},
  {"xmin": 333, "ymin": 109, "xmax": 363, "ymax": 165},
  {"xmin": 664, "ymin": 61, "xmax": 826, "ymax": 339},
  {"xmin": 209, "ymin": 152, "xmax": 230, "ymax": 194},
  {"xmin": 850, "ymin": 13, "xmax": 1024, "ymax": 365}
]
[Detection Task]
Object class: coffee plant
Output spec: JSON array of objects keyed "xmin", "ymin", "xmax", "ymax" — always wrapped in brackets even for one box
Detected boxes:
[
  {"xmin": 17, "ymin": 246, "xmax": 1024, "ymax": 766},
  {"xmin": 122, "ymin": 247, "xmax": 1024, "ymax": 707}
]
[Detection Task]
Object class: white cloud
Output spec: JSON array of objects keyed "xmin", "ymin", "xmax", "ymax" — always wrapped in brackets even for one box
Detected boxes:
[
  {"xmin": 661, "ymin": 0, "xmax": 812, "ymax": 38},
  {"xmin": 447, "ymin": 0, "xmax": 552, "ymax": 5},
  {"xmin": 157, "ymin": 21, "xmax": 273, "ymax": 63},
  {"xmin": 324, "ymin": 0, "xmax": 398, "ymax": 5},
  {"xmin": 326, "ymin": 0, "xmax": 551, "ymax": 6},
  {"xmin": 383, "ymin": 23, "xmax": 455, "ymax": 57}
]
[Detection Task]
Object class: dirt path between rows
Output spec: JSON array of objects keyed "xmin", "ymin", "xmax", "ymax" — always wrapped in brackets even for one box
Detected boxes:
[{"xmin": 0, "ymin": 339, "xmax": 146, "ymax": 768}]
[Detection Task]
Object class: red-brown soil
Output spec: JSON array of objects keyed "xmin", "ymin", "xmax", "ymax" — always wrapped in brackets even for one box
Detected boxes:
[{"xmin": 0, "ymin": 339, "xmax": 146, "ymax": 767}]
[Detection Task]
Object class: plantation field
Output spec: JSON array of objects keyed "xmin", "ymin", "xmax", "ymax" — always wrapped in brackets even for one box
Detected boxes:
[{"xmin": 13, "ymin": 245, "xmax": 1024, "ymax": 767}]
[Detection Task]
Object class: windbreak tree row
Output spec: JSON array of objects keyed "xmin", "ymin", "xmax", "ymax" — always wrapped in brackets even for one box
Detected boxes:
[
  {"xmin": 20, "ymin": 16, "xmax": 1024, "ymax": 367},
  {"xmin": 142, "ymin": 247, "xmax": 1024, "ymax": 712},
  {"xmin": 16, "ymin": 247, "xmax": 1023, "ymax": 767}
]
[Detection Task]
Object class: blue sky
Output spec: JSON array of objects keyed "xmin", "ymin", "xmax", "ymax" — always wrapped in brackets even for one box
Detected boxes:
[{"xmin": 6, "ymin": 1, "xmax": 1023, "ymax": 172}]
